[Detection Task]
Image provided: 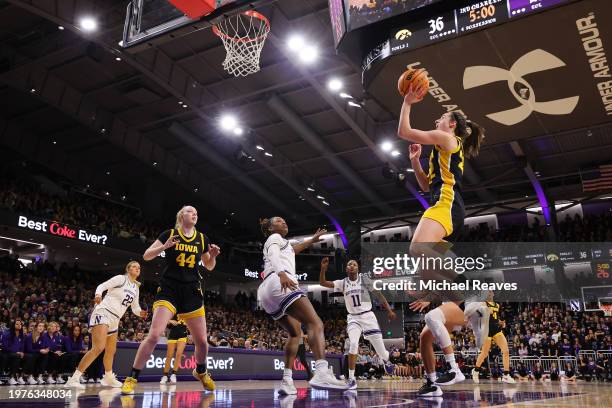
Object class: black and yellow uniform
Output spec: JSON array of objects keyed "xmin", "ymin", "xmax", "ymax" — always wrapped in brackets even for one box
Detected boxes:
[
  {"xmin": 424, "ymin": 136, "xmax": 465, "ymax": 241},
  {"xmin": 153, "ymin": 228, "xmax": 210, "ymax": 320},
  {"xmin": 486, "ymin": 301, "xmax": 503, "ymax": 339},
  {"xmin": 167, "ymin": 318, "xmax": 188, "ymax": 343}
]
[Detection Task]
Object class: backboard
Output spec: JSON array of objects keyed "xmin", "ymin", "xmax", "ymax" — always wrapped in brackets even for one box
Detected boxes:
[{"xmin": 121, "ymin": 0, "xmax": 243, "ymax": 49}]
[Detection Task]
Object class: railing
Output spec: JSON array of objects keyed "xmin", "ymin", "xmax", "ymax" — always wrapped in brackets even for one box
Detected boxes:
[{"xmin": 433, "ymin": 351, "xmax": 579, "ymax": 374}]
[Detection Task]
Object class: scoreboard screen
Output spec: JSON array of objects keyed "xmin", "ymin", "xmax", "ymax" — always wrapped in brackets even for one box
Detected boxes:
[
  {"xmin": 390, "ymin": 9, "xmax": 455, "ymax": 53},
  {"xmin": 386, "ymin": 0, "xmax": 571, "ymax": 55},
  {"xmin": 329, "ymin": 0, "xmax": 348, "ymax": 46},
  {"xmin": 456, "ymin": 0, "xmax": 509, "ymax": 34}
]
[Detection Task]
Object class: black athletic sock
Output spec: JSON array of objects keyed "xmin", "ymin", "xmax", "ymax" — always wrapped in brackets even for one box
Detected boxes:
[
  {"xmin": 169, "ymin": 369, "xmax": 175, "ymax": 375},
  {"xmin": 475, "ymin": 366, "xmax": 482, "ymax": 373},
  {"xmin": 196, "ymin": 364, "xmax": 207, "ymax": 374},
  {"xmin": 129, "ymin": 368, "xmax": 141, "ymax": 380}
]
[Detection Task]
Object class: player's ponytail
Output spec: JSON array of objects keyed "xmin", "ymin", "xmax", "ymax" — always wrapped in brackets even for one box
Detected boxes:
[
  {"xmin": 450, "ymin": 111, "xmax": 485, "ymax": 159},
  {"xmin": 175, "ymin": 206, "xmax": 187, "ymax": 230},
  {"xmin": 260, "ymin": 218, "xmax": 272, "ymax": 237}
]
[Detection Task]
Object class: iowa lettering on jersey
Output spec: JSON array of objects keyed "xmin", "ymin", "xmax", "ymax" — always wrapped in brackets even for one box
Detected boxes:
[{"xmin": 174, "ymin": 243, "xmax": 200, "ymax": 253}]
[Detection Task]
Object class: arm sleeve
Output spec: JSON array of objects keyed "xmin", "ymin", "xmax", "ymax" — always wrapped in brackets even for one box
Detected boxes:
[
  {"xmin": 131, "ymin": 288, "xmax": 142, "ymax": 316},
  {"xmin": 267, "ymin": 243, "xmax": 286, "ymax": 275},
  {"xmin": 95, "ymin": 275, "xmax": 126, "ymax": 297},
  {"xmin": 332, "ymin": 280, "xmax": 344, "ymax": 293}
]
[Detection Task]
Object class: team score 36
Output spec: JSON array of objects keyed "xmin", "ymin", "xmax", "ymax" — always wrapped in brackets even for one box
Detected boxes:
[{"xmin": 176, "ymin": 252, "xmax": 196, "ymax": 268}]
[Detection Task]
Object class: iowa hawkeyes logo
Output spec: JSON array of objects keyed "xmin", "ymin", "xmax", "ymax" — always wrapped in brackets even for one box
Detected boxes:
[{"xmin": 395, "ymin": 29, "xmax": 412, "ymax": 41}]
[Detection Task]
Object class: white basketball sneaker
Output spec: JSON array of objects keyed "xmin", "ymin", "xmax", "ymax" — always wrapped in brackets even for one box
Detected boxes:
[
  {"xmin": 502, "ymin": 374, "xmax": 516, "ymax": 384},
  {"xmin": 309, "ymin": 367, "xmax": 349, "ymax": 391},
  {"xmin": 169, "ymin": 374, "xmax": 177, "ymax": 384},
  {"xmin": 65, "ymin": 376, "xmax": 86, "ymax": 390},
  {"xmin": 278, "ymin": 378, "xmax": 297, "ymax": 395},
  {"xmin": 101, "ymin": 372, "xmax": 122, "ymax": 388},
  {"xmin": 160, "ymin": 375, "xmax": 168, "ymax": 384}
]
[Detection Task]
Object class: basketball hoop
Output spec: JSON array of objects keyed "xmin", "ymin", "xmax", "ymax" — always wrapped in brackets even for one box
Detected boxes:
[{"xmin": 212, "ymin": 10, "xmax": 270, "ymax": 77}]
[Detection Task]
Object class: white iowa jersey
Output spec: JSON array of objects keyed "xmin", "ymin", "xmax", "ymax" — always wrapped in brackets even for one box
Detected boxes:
[
  {"xmin": 94, "ymin": 274, "xmax": 141, "ymax": 318},
  {"xmin": 263, "ymin": 233, "xmax": 295, "ymax": 278},
  {"xmin": 333, "ymin": 274, "xmax": 373, "ymax": 315}
]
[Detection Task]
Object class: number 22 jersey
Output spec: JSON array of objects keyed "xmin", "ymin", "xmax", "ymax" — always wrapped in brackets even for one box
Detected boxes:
[{"xmin": 158, "ymin": 228, "xmax": 210, "ymax": 283}]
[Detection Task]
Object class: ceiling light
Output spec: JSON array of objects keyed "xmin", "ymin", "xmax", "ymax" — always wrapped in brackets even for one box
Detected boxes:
[
  {"xmin": 182, "ymin": 104, "xmax": 188, "ymax": 108},
  {"xmin": 307, "ymin": 187, "xmax": 315, "ymax": 192},
  {"xmin": 391, "ymin": 150, "xmax": 400, "ymax": 157},
  {"xmin": 264, "ymin": 152, "xmax": 273, "ymax": 157},
  {"xmin": 327, "ymin": 78, "xmax": 342, "ymax": 92},
  {"xmin": 220, "ymin": 114, "xmax": 237, "ymax": 131},
  {"xmin": 256, "ymin": 145, "xmax": 264, "ymax": 150},
  {"xmin": 287, "ymin": 35, "xmax": 304, "ymax": 52},
  {"xmin": 339, "ymin": 92, "xmax": 353, "ymax": 99},
  {"xmin": 105, "ymin": 171, "xmax": 110, "ymax": 175},
  {"xmin": 406, "ymin": 168, "xmax": 415, "ymax": 173},
  {"xmin": 233, "ymin": 127, "xmax": 244, "ymax": 136},
  {"xmin": 52, "ymin": 141, "xmax": 57, "ymax": 145},
  {"xmin": 348, "ymin": 101, "xmax": 361, "ymax": 108},
  {"xmin": 178, "ymin": 101, "xmax": 183, "ymax": 105},
  {"xmin": 381, "ymin": 141, "xmax": 393, "ymax": 152},
  {"xmin": 322, "ymin": 201, "xmax": 330, "ymax": 206},
  {"xmin": 316, "ymin": 195, "xmax": 325, "ymax": 200},
  {"xmin": 194, "ymin": 188, "xmax": 199, "ymax": 193},
  {"xmin": 152, "ymin": 162, "xmax": 158, "ymax": 166},
  {"xmin": 58, "ymin": 26, "xmax": 65, "ymax": 30},
  {"xmin": 30, "ymin": 88, "xmax": 36, "ymax": 93},
  {"xmin": 299, "ymin": 45, "xmax": 318, "ymax": 64},
  {"xmin": 79, "ymin": 17, "xmax": 98, "ymax": 32},
  {"xmin": 115, "ymin": 57, "xmax": 122, "ymax": 61}
]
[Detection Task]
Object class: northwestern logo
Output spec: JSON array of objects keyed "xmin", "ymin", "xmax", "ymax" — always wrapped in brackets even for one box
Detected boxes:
[{"xmin": 463, "ymin": 49, "xmax": 579, "ymax": 125}]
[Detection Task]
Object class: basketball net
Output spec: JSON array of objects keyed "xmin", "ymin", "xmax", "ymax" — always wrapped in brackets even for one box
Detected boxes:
[{"xmin": 213, "ymin": 10, "xmax": 270, "ymax": 77}]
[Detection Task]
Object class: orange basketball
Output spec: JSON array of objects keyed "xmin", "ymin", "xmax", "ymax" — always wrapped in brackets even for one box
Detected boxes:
[{"xmin": 398, "ymin": 67, "xmax": 429, "ymax": 98}]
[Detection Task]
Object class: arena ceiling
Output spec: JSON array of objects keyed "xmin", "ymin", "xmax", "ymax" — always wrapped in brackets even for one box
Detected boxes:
[{"xmin": 0, "ymin": 0, "xmax": 610, "ymax": 239}]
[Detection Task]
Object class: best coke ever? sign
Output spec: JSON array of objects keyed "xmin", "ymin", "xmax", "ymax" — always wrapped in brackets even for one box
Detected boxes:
[{"xmin": 17, "ymin": 215, "xmax": 108, "ymax": 245}]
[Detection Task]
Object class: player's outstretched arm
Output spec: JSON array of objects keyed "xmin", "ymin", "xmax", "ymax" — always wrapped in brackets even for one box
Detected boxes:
[
  {"xmin": 319, "ymin": 257, "xmax": 334, "ymax": 288},
  {"xmin": 202, "ymin": 244, "xmax": 221, "ymax": 271},
  {"xmin": 292, "ymin": 228, "xmax": 326, "ymax": 255}
]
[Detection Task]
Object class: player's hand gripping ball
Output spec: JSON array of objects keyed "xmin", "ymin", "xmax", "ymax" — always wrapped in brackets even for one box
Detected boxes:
[{"xmin": 398, "ymin": 67, "xmax": 429, "ymax": 98}]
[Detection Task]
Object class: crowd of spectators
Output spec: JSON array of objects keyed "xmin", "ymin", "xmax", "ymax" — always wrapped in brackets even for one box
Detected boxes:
[{"xmin": 0, "ymin": 172, "xmax": 161, "ymax": 244}]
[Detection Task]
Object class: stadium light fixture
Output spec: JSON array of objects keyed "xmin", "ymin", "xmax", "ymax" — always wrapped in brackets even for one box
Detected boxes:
[
  {"xmin": 391, "ymin": 150, "xmax": 400, "ymax": 157},
  {"xmin": 220, "ymin": 114, "xmax": 238, "ymax": 131},
  {"xmin": 327, "ymin": 78, "xmax": 343, "ymax": 92},
  {"xmin": 380, "ymin": 141, "xmax": 393, "ymax": 152},
  {"xmin": 256, "ymin": 145, "xmax": 265, "ymax": 150},
  {"xmin": 79, "ymin": 17, "xmax": 98, "ymax": 32},
  {"xmin": 287, "ymin": 34, "xmax": 304, "ymax": 52},
  {"xmin": 299, "ymin": 45, "xmax": 318, "ymax": 64},
  {"xmin": 339, "ymin": 92, "xmax": 353, "ymax": 99}
]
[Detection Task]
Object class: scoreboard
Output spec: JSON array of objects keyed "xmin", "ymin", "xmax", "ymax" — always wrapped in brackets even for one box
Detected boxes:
[
  {"xmin": 389, "ymin": 0, "xmax": 573, "ymax": 54},
  {"xmin": 389, "ymin": 0, "xmax": 571, "ymax": 54}
]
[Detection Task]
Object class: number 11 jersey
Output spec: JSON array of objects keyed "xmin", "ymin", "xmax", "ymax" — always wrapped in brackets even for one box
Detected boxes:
[{"xmin": 333, "ymin": 274, "xmax": 373, "ymax": 315}]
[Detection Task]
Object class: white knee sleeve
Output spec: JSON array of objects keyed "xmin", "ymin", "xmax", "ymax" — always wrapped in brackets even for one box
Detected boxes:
[
  {"xmin": 424, "ymin": 308, "xmax": 451, "ymax": 349},
  {"xmin": 348, "ymin": 325, "xmax": 361, "ymax": 355},
  {"xmin": 368, "ymin": 335, "xmax": 389, "ymax": 362}
]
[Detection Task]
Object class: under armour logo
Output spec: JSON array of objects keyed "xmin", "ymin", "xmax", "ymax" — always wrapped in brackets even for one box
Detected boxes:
[{"xmin": 463, "ymin": 49, "xmax": 579, "ymax": 125}]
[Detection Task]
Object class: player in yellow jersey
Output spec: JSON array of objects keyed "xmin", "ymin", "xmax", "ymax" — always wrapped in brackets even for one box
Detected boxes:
[
  {"xmin": 472, "ymin": 291, "xmax": 516, "ymax": 384},
  {"xmin": 122, "ymin": 206, "xmax": 220, "ymax": 394},
  {"xmin": 398, "ymin": 75, "xmax": 486, "ymax": 397}
]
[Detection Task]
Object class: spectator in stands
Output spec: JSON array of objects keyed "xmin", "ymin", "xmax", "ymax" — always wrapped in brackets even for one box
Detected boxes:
[
  {"xmin": 515, "ymin": 362, "xmax": 530, "ymax": 382},
  {"xmin": 561, "ymin": 361, "xmax": 577, "ymax": 383},
  {"xmin": 3, "ymin": 319, "xmax": 25, "ymax": 385},
  {"xmin": 24, "ymin": 322, "xmax": 49, "ymax": 384},
  {"xmin": 45, "ymin": 321, "xmax": 67, "ymax": 384},
  {"xmin": 65, "ymin": 325, "xmax": 86, "ymax": 375}
]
